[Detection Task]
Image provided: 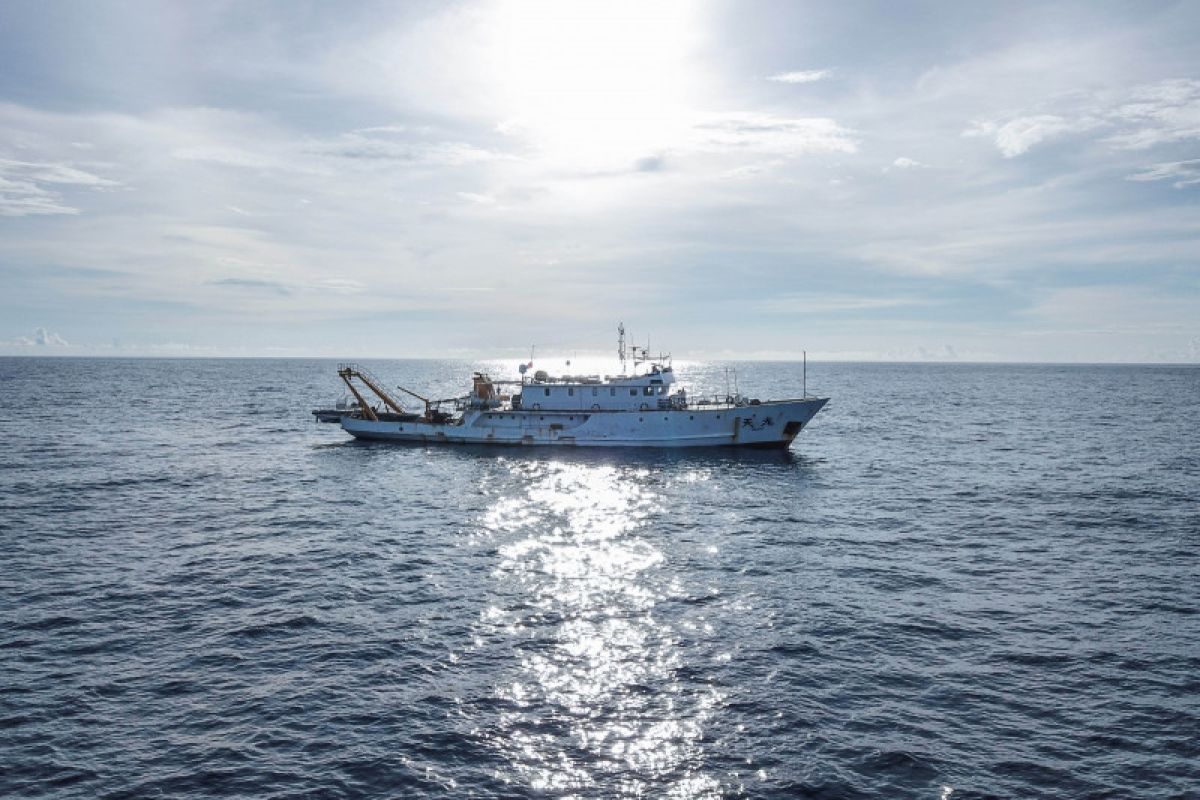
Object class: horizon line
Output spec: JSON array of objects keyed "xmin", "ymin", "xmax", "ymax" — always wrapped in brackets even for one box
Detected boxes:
[{"xmin": 1, "ymin": 353, "xmax": 1196, "ymax": 367}]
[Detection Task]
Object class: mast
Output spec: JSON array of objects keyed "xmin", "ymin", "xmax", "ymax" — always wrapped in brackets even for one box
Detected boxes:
[{"xmin": 618, "ymin": 322, "xmax": 627, "ymax": 375}]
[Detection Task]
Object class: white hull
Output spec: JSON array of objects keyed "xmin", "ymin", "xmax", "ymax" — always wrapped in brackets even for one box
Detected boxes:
[{"xmin": 340, "ymin": 398, "xmax": 828, "ymax": 449}]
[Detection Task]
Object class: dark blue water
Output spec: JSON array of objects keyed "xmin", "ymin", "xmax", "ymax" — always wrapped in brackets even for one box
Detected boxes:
[{"xmin": 2, "ymin": 358, "xmax": 1197, "ymax": 799}]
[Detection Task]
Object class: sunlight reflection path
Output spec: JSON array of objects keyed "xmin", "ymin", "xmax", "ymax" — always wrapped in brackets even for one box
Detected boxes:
[{"xmin": 477, "ymin": 460, "xmax": 721, "ymax": 798}]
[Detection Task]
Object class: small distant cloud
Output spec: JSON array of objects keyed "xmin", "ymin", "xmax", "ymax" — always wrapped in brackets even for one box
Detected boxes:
[
  {"xmin": 766, "ymin": 69, "xmax": 832, "ymax": 84},
  {"xmin": 209, "ymin": 277, "xmax": 293, "ymax": 295},
  {"xmin": 457, "ymin": 191, "xmax": 495, "ymax": 204},
  {"xmin": 1127, "ymin": 159, "xmax": 1200, "ymax": 188},
  {"xmin": 313, "ymin": 133, "xmax": 500, "ymax": 166},
  {"xmin": 892, "ymin": 157, "xmax": 925, "ymax": 169},
  {"xmin": 693, "ymin": 113, "xmax": 858, "ymax": 155},
  {"xmin": 759, "ymin": 293, "xmax": 933, "ymax": 314},
  {"xmin": 311, "ymin": 278, "xmax": 366, "ymax": 295},
  {"xmin": 171, "ymin": 146, "xmax": 281, "ymax": 170},
  {"xmin": 353, "ymin": 125, "xmax": 408, "ymax": 135}
]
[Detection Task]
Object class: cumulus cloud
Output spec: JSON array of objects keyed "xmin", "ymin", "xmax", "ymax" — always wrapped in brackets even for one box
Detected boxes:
[
  {"xmin": 766, "ymin": 69, "xmax": 832, "ymax": 84},
  {"xmin": 12, "ymin": 327, "xmax": 71, "ymax": 346},
  {"xmin": 892, "ymin": 157, "xmax": 924, "ymax": 168}
]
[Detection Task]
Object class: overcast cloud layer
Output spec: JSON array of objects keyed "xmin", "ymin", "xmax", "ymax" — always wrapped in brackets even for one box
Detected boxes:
[{"xmin": 1, "ymin": 0, "xmax": 1197, "ymax": 361}]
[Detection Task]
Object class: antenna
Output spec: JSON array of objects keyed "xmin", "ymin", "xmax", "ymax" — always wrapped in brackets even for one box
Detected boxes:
[
  {"xmin": 803, "ymin": 350, "xmax": 807, "ymax": 397},
  {"xmin": 618, "ymin": 322, "xmax": 627, "ymax": 375}
]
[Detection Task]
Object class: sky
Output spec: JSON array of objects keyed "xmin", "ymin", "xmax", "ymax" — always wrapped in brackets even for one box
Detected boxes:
[{"xmin": 0, "ymin": 0, "xmax": 1197, "ymax": 362}]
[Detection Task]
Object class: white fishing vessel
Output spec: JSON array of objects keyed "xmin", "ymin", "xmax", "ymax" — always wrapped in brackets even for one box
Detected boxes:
[{"xmin": 320, "ymin": 326, "xmax": 828, "ymax": 449}]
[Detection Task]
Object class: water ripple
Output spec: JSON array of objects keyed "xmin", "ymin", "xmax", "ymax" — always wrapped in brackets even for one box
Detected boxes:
[{"xmin": 1, "ymin": 358, "xmax": 1197, "ymax": 798}]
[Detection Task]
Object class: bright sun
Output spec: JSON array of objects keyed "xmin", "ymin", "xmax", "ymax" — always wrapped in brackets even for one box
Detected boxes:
[{"xmin": 481, "ymin": 0, "xmax": 703, "ymax": 169}]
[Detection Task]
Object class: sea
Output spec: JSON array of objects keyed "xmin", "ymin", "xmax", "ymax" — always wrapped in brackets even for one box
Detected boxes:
[{"xmin": 1, "ymin": 357, "xmax": 1197, "ymax": 799}]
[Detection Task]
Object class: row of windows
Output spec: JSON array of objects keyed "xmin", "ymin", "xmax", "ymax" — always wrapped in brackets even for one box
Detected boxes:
[{"xmin": 541, "ymin": 386, "xmax": 669, "ymax": 397}]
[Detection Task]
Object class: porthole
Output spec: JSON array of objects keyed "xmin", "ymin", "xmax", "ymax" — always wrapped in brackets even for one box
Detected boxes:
[{"xmin": 639, "ymin": 417, "xmax": 643, "ymax": 422}]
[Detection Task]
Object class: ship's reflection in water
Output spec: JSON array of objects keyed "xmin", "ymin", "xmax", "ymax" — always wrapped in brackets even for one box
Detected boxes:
[{"xmin": 478, "ymin": 460, "xmax": 721, "ymax": 798}]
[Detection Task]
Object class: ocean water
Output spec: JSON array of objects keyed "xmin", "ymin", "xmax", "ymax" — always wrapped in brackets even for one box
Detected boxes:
[{"xmin": 1, "ymin": 357, "xmax": 1197, "ymax": 799}]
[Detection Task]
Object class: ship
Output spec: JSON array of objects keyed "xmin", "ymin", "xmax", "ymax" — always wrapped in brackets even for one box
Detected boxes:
[{"xmin": 318, "ymin": 326, "xmax": 828, "ymax": 449}]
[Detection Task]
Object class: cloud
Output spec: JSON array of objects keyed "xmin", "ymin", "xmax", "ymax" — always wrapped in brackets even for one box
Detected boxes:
[
  {"xmin": 892, "ymin": 157, "xmax": 924, "ymax": 169},
  {"xmin": 0, "ymin": 159, "xmax": 119, "ymax": 216},
  {"xmin": 692, "ymin": 113, "xmax": 858, "ymax": 155},
  {"xmin": 1103, "ymin": 78, "xmax": 1200, "ymax": 149},
  {"xmin": 766, "ymin": 69, "xmax": 832, "ymax": 84},
  {"xmin": 35, "ymin": 327, "xmax": 68, "ymax": 346},
  {"xmin": 10, "ymin": 327, "xmax": 71, "ymax": 346},
  {"xmin": 1127, "ymin": 158, "xmax": 1200, "ymax": 188},
  {"xmin": 457, "ymin": 191, "xmax": 495, "ymax": 204},
  {"xmin": 759, "ymin": 294, "xmax": 933, "ymax": 314},
  {"xmin": 209, "ymin": 277, "xmax": 293, "ymax": 295},
  {"xmin": 967, "ymin": 79, "xmax": 1200, "ymax": 158},
  {"xmin": 309, "ymin": 134, "xmax": 501, "ymax": 166},
  {"xmin": 992, "ymin": 115, "xmax": 1078, "ymax": 157}
]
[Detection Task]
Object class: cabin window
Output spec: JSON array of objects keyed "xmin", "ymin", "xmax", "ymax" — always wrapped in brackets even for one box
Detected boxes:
[
  {"xmin": 643, "ymin": 387, "xmax": 654, "ymax": 396},
  {"xmin": 658, "ymin": 386, "xmax": 667, "ymax": 395},
  {"xmin": 592, "ymin": 388, "xmax": 598, "ymax": 396},
  {"xmin": 610, "ymin": 388, "xmax": 616, "ymax": 396},
  {"xmin": 568, "ymin": 388, "xmax": 574, "ymax": 396},
  {"xmin": 630, "ymin": 389, "xmax": 637, "ymax": 396},
  {"xmin": 544, "ymin": 388, "xmax": 550, "ymax": 397}
]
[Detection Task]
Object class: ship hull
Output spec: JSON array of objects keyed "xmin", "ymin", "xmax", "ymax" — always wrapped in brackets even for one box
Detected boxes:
[{"xmin": 339, "ymin": 398, "xmax": 828, "ymax": 449}]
